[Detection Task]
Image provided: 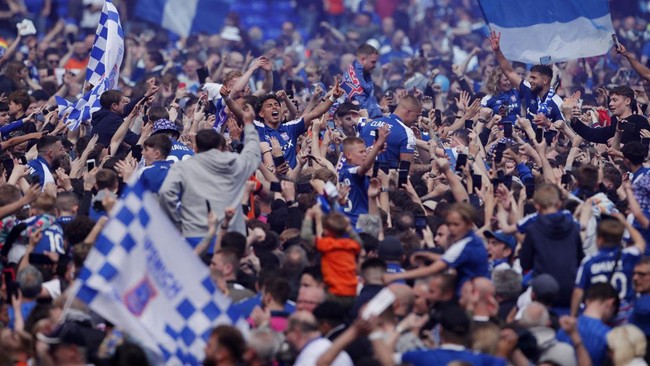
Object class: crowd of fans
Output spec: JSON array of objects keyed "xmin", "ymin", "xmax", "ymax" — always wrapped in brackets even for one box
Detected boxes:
[{"xmin": 0, "ymin": 0, "xmax": 650, "ymax": 365}]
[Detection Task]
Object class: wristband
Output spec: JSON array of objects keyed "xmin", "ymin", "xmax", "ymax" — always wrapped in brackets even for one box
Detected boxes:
[
  {"xmin": 328, "ymin": 95, "xmax": 336, "ymax": 102},
  {"xmin": 381, "ymin": 187, "xmax": 390, "ymax": 193},
  {"xmin": 368, "ymin": 331, "xmax": 385, "ymax": 341}
]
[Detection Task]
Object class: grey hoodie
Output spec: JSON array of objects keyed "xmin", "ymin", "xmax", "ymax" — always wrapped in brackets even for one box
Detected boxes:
[{"xmin": 159, "ymin": 123, "xmax": 260, "ymax": 238}]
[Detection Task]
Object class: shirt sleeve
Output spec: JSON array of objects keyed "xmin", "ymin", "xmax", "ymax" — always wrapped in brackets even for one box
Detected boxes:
[
  {"xmin": 285, "ymin": 118, "xmax": 306, "ymax": 139},
  {"xmin": 400, "ymin": 126, "xmax": 416, "ymax": 154}
]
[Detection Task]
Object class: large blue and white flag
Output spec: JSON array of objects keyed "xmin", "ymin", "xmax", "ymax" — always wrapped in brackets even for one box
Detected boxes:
[
  {"xmin": 478, "ymin": 0, "xmax": 614, "ymax": 64},
  {"xmin": 57, "ymin": 0, "xmax": 124, "ymax": 129},
  {"xmin": 73, "ymin": 181, "xmax": 246, "ymax": 365},
  {"xmin": 134, "ymin": 0, "xmax": 229, "ymax": 37},
  {"xmin": 86, "ymin": 0, "xmax": 124, "ymax": 88}
]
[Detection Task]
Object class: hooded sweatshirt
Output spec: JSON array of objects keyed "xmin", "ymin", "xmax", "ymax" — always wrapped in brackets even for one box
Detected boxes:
[
  {"xmin": 91, "ymin": 108, "xmax": 140, "ymax": 146},
  {"xmin": 520, "ymin": 211, "xmax": 584, "ymax": 307},
  {"xmin": 159, "ymin": 123, "xmax": 260, "ymax": 238}
]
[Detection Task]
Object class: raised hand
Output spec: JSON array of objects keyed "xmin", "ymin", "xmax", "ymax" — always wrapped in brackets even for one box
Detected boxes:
[{"xmin": 488, "ymin": 30, "xmax": 501, "ymax": 52}]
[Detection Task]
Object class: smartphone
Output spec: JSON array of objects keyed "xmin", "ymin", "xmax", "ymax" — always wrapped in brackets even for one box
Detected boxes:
[
  {"xmin": 327, "ymin": 120, "xmax": 336, "ymax": 130},
  {"xmin": 206, "ymin": 200, "xmax": 211, "ymax": 213},
  {"xmin": 296, "ymin": 182, "xmax": 313, "ymax": 194},
  {"xmin": 3, "ymin": 269, "xmax": 15, "ymax": 303},
  {"xmin": 502, "ymin": 175, "xmax": 513, "ymax": 190},
  {"xmin": 491, "ymin": 178, "xmax": 501, "ymax": 190},
  {"xmin": 525, "ymin": 182, "xmax": 535, "ymax": 198},
  {"xmin": 285, "ymin": 79, "xmax": 294, "ymax": 98},
  {"xmin": 455, "ymin": 153, "xmax": 468, "ymax": 171},
  {"xmin": 414, "ymin": 215, "xmax": 428, "ymax": 230},
  {"xmin": 561, "ymin": 172, "xmax": 571, "ymax": 185},
  {"xmin": 434, "ymin": 109, "xmax": 442, "ymax": 126},
  {"xmin": 472, "ymin": 174, "xmax": 482, "ymax": 190},
  {"xmin": 543, "ymin": 130, "xmax": 557, "ymax": 145},
  {"xmin": 272, "ymin": 155, "xmax": 286, "ymax": 167},
  {"xmin": 372, "ymin": 162, "xmax": 380, "ymax": 178},
  {"xmin": 495, "ymin": 142, "xmax": 506, "ymax": 163},
  {"xmin": 19, "ymin": 155, "xmax": 28, "ymax": 165},
  {"xmin": 535, "ymin": 127, "xmax": 543, "ymax": 144},
  {"xmin": 29, "ymin": 253, "xmax": 54, "ymax": 265},
  {"xmin": 503, "ymin": 122, "xmax": 513, "ymax": 138},
  {"xmin": 66, "ymin": 32, "xmax": 75, "ymax": 45},
  {"xmin": 464, "ymin": 119, "xmax": 473, "ymax": 130},
  {"xmin": 398, "ymin": 161, "xmax": 411, "ymax": 188},
  {"xmin": 269, "ymin": 181, "xmax": 282, "ymax": 193},
  {"xmin": 196, "ymin": 66, "xmax": 209, "ymax": 85},
  {"xmin": 612, "ymin": 34, "xmax": 620, "ymax": 49},
  {"xmin": 642, "ymin": 138, "xmax": 650, "ymax": 147},
  {"xmin": 86, "ymin": 159, "xmax": 96, "ymax": 171}
]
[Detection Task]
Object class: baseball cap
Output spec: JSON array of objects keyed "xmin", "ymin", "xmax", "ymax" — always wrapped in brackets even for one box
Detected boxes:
[
  {"xmin": 377, "ymin": 236, "xmax": 404, "ymax": 261},
  {"xmin": 531, "ymin": 274, "xmax": 559, "ymax": 304},
  {"xmin": 438, "ymin": 305, "xmax": 470, "ymax": 336},
  {"xmin": 484, "ymin": 230, "xmax": 516, "ymax": 251},
  {"xmin": 152, "ymin": 119, "xmax": 180, "ymax": 134}
]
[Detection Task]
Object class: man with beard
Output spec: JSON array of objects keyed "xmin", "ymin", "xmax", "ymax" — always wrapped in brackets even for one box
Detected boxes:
[
  {"xmin": 203, "ymin": 325, "xmax": 247, "ymax": 366},
  {"xmin": 489, "ymin": 31, "xmax": 564, "ymax": 125},
  {"xmin": 342, "ymin": 44, "xmax": 382, "ymax": 118}
]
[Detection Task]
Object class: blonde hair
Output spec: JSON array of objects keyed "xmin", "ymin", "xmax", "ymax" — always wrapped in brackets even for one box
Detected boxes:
[
  {"xmin": 485, "ymin": 68, "xmax": 505, "ymax": 96},
  {"xmin": 606, "ymin": 324, "xmax": 647, "ymax": 366}
]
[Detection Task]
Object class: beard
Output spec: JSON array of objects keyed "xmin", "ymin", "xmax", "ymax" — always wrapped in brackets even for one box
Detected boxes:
[{"xmin": 531, "ymin": 84, "xmax": 543, "ymax": 95}]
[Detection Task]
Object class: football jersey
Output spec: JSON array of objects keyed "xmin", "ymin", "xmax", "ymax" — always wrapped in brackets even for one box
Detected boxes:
[
  {"xmin": 359, "ymin": 114, "xmax": 415, "ymax": 163},
  {"xmin": 255, "ymin": 118, "xmax": 306, "ymax": 168},
  {"xmin": 480, "ymin": 89, "xmax": 521, "ymax": 123},
  {"xmin": 337, "ymin": 160, "xmax": 370, "ymax": 227},
  {"xmin": 575, "ymin": 246, "xmax": 640, "ymax": 303},
  {"xmin": 167, "ymin": 140, "xmax": 194, "ymax": 163}
]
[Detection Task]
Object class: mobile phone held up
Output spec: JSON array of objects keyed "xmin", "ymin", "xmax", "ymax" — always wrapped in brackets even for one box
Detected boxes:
[
  {"xmin": 86, "ymin": 159, "xmax": 96, "ymax": 171},
  {"xmin": 398, "ymin": 161, "xmax": 411, "ymax": 188}
]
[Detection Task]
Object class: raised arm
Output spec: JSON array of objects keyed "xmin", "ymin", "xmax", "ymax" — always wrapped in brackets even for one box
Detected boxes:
[
  {"xmin": 302, "ymin": 81, "xmax": 344, "ymax": 129},
  {"xmin": 488, "ymin": 31, "xmax": 523, "ymax": 90},
  {"xmin": 618, "ymin": 43, "xmax": 650, "ymax": 82}
]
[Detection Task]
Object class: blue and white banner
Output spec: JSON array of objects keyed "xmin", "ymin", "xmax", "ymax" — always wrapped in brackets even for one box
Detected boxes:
[
  {"xmin": 86, "ymin": 0, "xmax": 124, "ymax": 89},
  {"xmin": 134, "ymin": 0, "xmax": 229, "ymax": 37},
  {"xmin": 478, "ymin": 0, "xmax": 614, "ymax": 64},
  {"xmin": 56, "ymin": 0, "xmax": 124, "ymax": 130},
  {"xmin": 73, "ymin": 181, "xmax": 246, "ymax": 365}
]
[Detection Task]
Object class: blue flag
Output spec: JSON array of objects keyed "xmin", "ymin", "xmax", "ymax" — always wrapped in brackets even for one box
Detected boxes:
[
  {"xmin": 134, "ymin": 0, "xmax": 229, "ymax": 37},
  {"xmin": 73, "ymin": 181, "xmax": 246, "ymax": 365},
  {"xmin": 478, "ymin": 0, "xmax": 614, "ymax": 64}
]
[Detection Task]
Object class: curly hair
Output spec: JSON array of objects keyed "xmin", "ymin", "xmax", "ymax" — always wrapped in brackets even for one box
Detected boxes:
[{"xmin": 485, "ymin": 68, "xmax": 505, "ymax": 96}]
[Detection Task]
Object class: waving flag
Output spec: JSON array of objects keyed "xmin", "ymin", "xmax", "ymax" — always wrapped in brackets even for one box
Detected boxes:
[
  {"xmin": 134, "ymin": 0, "xmax": 229, "ymax": 37},
  {"xmin": 57, "ymin": 0, "xmax": 124, "ymax": 129},
  {"xmin": 73, "ymin": 181, "xmax": 246, "ymax": 365},
  {"xmin": 478, "ymin": 0, "xmax": 614, "ymax": 64},
  {"xmin": 86, "ymin": 0, "xmax": 124, "ymax": 88}
]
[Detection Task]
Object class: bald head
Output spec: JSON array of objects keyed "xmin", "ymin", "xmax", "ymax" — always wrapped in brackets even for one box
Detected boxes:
[
  {"xmin": 389, "ymin": 283, "xmax": 415, "ymax": 316},
  {"xmin": 519, "ymin": 302, "xmax": 550, "ymax": 328},
  {"xmin": 395, "ymin": 95, "xmax": 422, "ymax": 126}
]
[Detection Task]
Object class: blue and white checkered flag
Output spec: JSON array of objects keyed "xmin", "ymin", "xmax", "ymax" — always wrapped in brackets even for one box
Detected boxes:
[
  {"xmin": 58, "ymin": 0, "xmax": 124, "ymax": 130},
  {"xmin": 73, "ymin": 180, "xmax": 246, "ymax": 365},
  {"xmin": 86, "ymin": 0, "xmax": 124, "ymax": 89}
]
